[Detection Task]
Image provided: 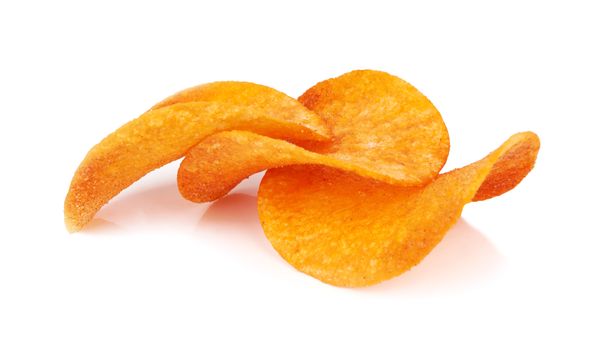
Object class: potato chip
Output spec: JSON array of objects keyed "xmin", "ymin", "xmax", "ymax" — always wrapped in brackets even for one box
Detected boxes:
[
  {"xmin": 178, "ymin": 131, "xmax": 325, "ymax": 202},
  {"xmin": 65, "ymin": 69, "xmax": 540, "ymax": 289},
  {"xmin": 257, "ymin": 132, "xmax": 540, "ymax": 287},
  {"xmin": 64, "ymin": 82, "xmax": 331, "ymax": 232},
  {"xmin": 178, "ymin": 70, "xmax": 449, "ymax": 202}
]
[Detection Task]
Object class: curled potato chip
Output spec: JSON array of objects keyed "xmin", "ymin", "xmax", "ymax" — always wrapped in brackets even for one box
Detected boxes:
[
  {"xmin": 178, "ymin": 70, "xmax": 449, "ymax": 202},
  {"xmin": 64, "ymin": 82, "xmax": 331, "ymax": 232},
  {"xmin": 257, "ymin": 132, "xmax": 540, "ymax": 287},
  {"xmin": 178, "ymin": 131, "xmax": 325, "ymax": 202},
  {"xmin": 65, "ymin": 69, "xmax": 540, "ymax": 289}
]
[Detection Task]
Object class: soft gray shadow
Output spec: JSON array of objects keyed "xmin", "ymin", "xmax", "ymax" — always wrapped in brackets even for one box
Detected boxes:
[{"xmin": 363, "ymin": 218, "xmax": 506, "ymax": 294}]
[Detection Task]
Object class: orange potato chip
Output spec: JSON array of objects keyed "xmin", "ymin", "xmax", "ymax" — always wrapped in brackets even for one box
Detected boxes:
[
  {"xmin": 257, "ymin": 132, "xmax": 540, "ymax": 287},
  {"xmin": 64, "ymin": 82, "xmax": 331, "ymax": 232},
  {"xmin": 65, "ymin": 69, "xmax": 540, "ymax": 289},
  {"xmin": 178, "ymin": 131, "xmax": 325, "ymax": 202},
  {"xmin": 178, "ymin": 70, "xmax": 449, "ymax": 202}
]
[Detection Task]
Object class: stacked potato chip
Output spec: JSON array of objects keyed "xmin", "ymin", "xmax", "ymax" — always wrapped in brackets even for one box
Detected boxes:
[{"xmin": 65, "ymin": 70, "xmax": 539, "ymax": 287}]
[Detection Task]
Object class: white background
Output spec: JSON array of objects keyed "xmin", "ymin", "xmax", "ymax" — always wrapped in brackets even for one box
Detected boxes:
[{"xmin": 1, "ymin": 1, "xmax": 598, "ymax": 349}]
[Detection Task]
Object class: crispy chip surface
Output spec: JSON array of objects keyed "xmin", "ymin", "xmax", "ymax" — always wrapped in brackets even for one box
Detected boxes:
[
  {"xmin": 64, "ymin": 82, "xmax": 331, "ymax": 232},
  {"xmin": 65, "ymin": 70, "xmax": 540, "ymax": 288},
  {"xmin": 257, "ymin": 132, "xmax": 539, "ymax": 287},
  {"xmin": 178, "ymin": 70, "xmax": 449, "ymax": 202}
]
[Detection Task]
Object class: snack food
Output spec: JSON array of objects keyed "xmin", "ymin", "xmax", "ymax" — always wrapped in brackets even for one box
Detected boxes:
[
  {"xmin": 64, "ymin": 69, "xmax": 539, "ymax": 288},
  {"xmin": 258, "ymin": 132, "xmax": 540, "ymax": 287},
  {"xmin": 64, "ymin": 82, "xmax": 331, "ymax": 232},
  {"xmin": 179, "ymin": 70, "xmax": 449, "ymax": 202}
]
